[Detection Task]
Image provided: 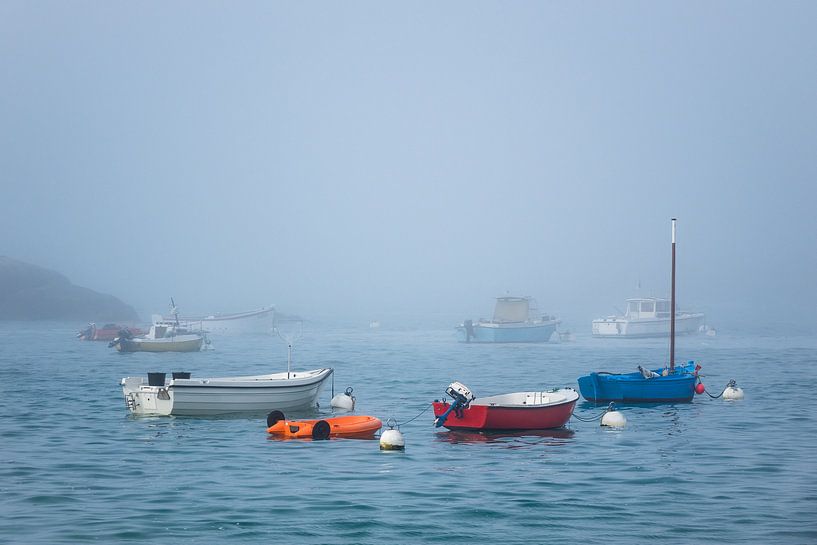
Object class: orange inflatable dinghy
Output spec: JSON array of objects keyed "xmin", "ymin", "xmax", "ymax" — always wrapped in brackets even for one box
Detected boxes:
[{"xmin": 265, "ymin": 411, "xmax": 382, "ymax": 440}]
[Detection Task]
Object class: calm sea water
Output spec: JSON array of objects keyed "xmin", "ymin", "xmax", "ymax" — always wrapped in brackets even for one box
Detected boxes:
[{"xmin": 1, "ymin": 320, "xmax": 815, "ymax": 544}]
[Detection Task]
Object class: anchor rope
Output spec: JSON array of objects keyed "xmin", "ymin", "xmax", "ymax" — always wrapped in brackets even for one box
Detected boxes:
[
  {"xmin": 394, "ymin": 403, "xmax": 433, "ymax": 427},
  {"xmin": 702, "ymin": 379, "xmax": 737, "ymax": 399},
  {"xmin": 570, "ymin": 407, "xmax": 608, "ymax": 422}
]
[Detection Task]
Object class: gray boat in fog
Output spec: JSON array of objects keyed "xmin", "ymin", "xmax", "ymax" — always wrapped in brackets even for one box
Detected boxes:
[{"xmin": 456, "ymin": 296, "xmax": 560, "ymax": 343}]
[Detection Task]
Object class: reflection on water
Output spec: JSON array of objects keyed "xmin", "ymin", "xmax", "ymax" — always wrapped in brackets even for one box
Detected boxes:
[{"xmin": 435, "ymin": 427, "xmax": 575, "ymax": 447}]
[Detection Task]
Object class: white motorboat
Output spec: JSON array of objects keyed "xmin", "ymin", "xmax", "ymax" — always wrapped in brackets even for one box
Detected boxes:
[
  {"xmin": 121, "ymin": 367, "xmax": 334, "ymax": 416},
  {"xmin": 162, "ymin": 306, "xmax": 275, "ymax": 335},
  {"xmin": 592, "ymin": 297, "xmax": 705, "ymax": 338}
]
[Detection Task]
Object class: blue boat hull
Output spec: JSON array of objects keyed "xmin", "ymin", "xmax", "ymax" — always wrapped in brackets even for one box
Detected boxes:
[
  {"xmin": 455, "ymin": 322, "xmax": 558, "ymax": 343},
  {"xmin": 577, "ymin": 364, "xmax": 697, "ymax": 403}
]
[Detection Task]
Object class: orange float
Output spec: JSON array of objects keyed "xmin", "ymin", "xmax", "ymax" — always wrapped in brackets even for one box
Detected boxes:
[{"xmin": 265, "ymin": 410, "xmax": 382, "ymax": 440}]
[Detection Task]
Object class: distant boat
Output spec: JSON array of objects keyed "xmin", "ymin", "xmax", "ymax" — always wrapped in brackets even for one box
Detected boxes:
[
  {"xmin": 433, "ymin": 381, "xmax": 578, "ymax": 431},
  {"xmin": 77, "ymin": 322, "xmax": 145, "ymax": 341},
  {"xmin": 592, "ymin": 297, "xmax": 704, "ymax": 338},
  {"xmin": 162, "ymin": 306, "xmax": 275, "ymax": 335},
  {"xmin": 111, "ymin": 298, "xmax": 205, "ymax": 352},
  {"xmin": 121, "ymin": 368, "xmax": 333, "ymax": 416},
  {"xmin": 109, "ymin": 321, "xmax": 204, "ymax": 352},
  {"xmin": 578, "ymin": 219, "xmax": 701, "ymax": 403},
  {"xmin": 456, "ymin": 296, "xmax": 560, "ymax": 343}
]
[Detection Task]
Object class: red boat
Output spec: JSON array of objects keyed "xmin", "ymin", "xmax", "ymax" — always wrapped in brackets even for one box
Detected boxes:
[
  {"xmin": 433, "ymin": 382, "xmax": 579, "ymax": 431},
  {"xmin": 77, "ymin": 323, "xmax": 145, "ymax": 341}
]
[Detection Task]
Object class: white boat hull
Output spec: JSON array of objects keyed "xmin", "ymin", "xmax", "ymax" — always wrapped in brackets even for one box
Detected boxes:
[
  {"xmin": 121, "ymin": 368, "xmax": 333, "ymax": 416},
  {"xmin": 456, "ymin": 320, "xmax": 560, "ymax": 343},
  {"xmin": 592, "ymin": 313, "xmax": 705, "ymax": 337},
  {"xmin": 168, "ymin": 307, "xmax": 275, "ymax": 335}
]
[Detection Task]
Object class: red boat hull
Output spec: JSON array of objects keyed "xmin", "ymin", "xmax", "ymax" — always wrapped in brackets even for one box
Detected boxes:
[{"xmin": 432, "ymin": 398, "xmax": 577, "ymax": 431}]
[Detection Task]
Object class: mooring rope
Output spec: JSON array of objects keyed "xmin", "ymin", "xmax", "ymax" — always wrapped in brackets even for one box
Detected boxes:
[
  {"xmin": 571, "ymin": 403, "xmax": 613, "ymax": 422},
  {"xmin": 393, "ymin": 403, "xmax": 433, "ymax": 427},
  {"xmin": 702, "ymin": 379, "xmax": 737, "ymax": 399}
]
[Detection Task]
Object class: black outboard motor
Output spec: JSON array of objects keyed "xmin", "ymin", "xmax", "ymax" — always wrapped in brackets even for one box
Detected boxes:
[
  {"xmin": 108, "ymin": 328, "xmax": 134, "ymax": 348},
  {"xmin": 463, "ymin": 319, "xmax": 475, "ymax": 343}
]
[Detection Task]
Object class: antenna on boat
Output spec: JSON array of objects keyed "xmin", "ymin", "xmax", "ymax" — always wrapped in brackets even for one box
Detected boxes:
[
  {"xmin": 274, "ymin": 318, "xmax": 303, "ymax": 379},
  {"xmin": 170, "ymin": 297, "xmax": 179, "ymax": 326},
  {"xmin": 670, "ymin": 218, "xmax": 677, "ymax": 372}
]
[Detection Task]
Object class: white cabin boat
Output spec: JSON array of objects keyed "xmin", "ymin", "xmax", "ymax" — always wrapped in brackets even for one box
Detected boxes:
[
  {"xmin": 592, "ymin": 297, "xmax": 704, "ymax": 338},
  {"xmin": 121, "ymin": 367, "xmax": 333, "ymax": 416},
  {"xmin": 163, "ymin": 306, "xmax": 275, "ymax": 335}
]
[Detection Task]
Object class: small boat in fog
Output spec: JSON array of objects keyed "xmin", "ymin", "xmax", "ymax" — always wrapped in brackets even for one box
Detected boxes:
[
  {"xmin": 162, "ymin": 306, "xmax": 275, "ymax": 335},
  {"xmin": 456, "ymin": 296, "xmax": 560, "ymax": 343},
  {"xmin": 433, "ymin": 382, "xmax": 578, "ymax": 431},
  {"xmin": 121, "ymin": 368, "xmax": 333, "ymax": 416},
  {"xmin": 109, "ymin": 321, "xmax": 204, "ymax": 352},
  {"xmin": 592, "ymin": 297, "xmax": 704, "ymax": 338},
  {"xmin": 77, "ymin": 322, "xmax": 145, "ymax": 341}
]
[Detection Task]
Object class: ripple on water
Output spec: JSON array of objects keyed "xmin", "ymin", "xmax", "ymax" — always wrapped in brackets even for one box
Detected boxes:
[{"xmin": 1, "ymin": 325, "xmax": 817, "ymax": 544}]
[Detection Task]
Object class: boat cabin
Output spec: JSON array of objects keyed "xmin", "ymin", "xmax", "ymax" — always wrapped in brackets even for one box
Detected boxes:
[
  {"xmin": 625, "ymin": 298, "xmax": 673, "ymax": 320},
  {"xmin": 146, "ymin": 321, "xmax": 191, "ymax": 339},
  {"xmin": 492, "ymin": 297, "xmax": 533, "ymax": 323}
]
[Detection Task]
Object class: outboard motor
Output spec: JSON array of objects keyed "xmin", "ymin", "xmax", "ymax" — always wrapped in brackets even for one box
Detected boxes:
[
  {"xmin": 108, "ymin": 328, "xmax": 134, "ymax": 348},
  {"xmin": 463, "ymin": 320, "xmax": 475, "ymax": 343},
  {"xmin": 434, "ymin": 381, "xmax": 475, "ymax": 427}
]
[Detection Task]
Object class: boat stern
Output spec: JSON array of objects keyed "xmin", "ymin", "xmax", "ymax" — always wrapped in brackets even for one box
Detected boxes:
[
  {"xmin": 592, "ymin": 318, "xmax": 627, "ymax": 337},
  {"xmin": 121, "ymin": 376, "xmax": 173, "ymax": 416}
]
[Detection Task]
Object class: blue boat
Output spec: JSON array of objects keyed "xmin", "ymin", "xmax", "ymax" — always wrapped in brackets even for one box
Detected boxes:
[
  {"xmin": 577, "ymin": 361, "xmax": 699, "ymax": 403},
  {"xmin": 456, "ymin": 296, "xmax": 560, "ymax": 343},
  {"xmin": 577, "ymin": 218, "xmax": 702, "ymax": 403}
]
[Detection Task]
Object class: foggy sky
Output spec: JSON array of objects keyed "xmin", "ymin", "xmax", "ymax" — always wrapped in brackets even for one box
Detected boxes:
[{"xmin": 1, "ymin": 2, "xmax": 815, "ymax": 330}]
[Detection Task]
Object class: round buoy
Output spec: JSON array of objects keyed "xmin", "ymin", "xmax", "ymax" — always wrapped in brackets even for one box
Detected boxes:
[
  {"xmin": 330, "ymin": 387, "xmax": 356, "ymax": 411},
  {"xmin": 601, "ymin": 404, "xmax": 626, "ymax": 428},
  {"xmin": 380, "ymin": 428, "xmax": 405, "ymax": 450},
  {"xmin": 695, "ymin": 382, "xmax": 705, "ymax": 395},
  {"xmin": 722, "ymin": 382, "xmax": 745, "ymax": 400}
]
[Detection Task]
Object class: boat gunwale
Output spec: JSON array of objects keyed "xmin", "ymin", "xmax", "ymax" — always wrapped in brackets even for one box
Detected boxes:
[
  {"xmin": 167, "ymin": 307, "xmax": 275, "ymax": 322},
  {"xmin": 437, "ymin": 389, "xmax": 579, "ymax": 411},
  {"xmin": 167, "ymin": 368, "xmax": 333, "ymax": 389},
  {"xmin": 471, "ymin": 389, "xmax": 579, "ymax": 409}
]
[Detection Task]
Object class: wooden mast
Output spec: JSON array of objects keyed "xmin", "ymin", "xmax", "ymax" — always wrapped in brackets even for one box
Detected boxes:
[{"xmin": 670, "ymin": 218, "xmax": 677, "ymax": 372}]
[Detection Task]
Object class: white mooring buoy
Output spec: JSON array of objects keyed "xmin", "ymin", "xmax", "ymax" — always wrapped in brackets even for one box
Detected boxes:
[
  {"xmin": 330, "ymin": 387, "xmax": 356, "ymax": 411},
  {"xmin": 722, "ymin": 380, "xmax": 745, "ymax": 401},
  {"xmin": 379, "ymin": 419, "xmax": 405, "ymax": 451},
  {"xmin": 601, "ymin": 403, "xmax": 627, "ymax": 428}
]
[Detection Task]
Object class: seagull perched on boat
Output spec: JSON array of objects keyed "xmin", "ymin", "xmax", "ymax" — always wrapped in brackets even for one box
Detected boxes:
[{"xmin": 638, "ymin": 365, "xmax": 660, "ymax": 379}]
